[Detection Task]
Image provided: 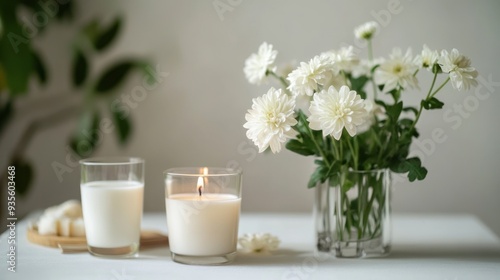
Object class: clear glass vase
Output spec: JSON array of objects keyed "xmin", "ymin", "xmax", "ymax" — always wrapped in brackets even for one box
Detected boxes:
[{"xmin": 314, "ymin": 169, "xmax": 391, "ymax": 258}]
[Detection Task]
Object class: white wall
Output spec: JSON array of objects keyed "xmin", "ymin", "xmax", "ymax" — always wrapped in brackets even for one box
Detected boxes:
[{"xmin": 2, "ymin": 0, "xmax": 500, "ymax": 235}]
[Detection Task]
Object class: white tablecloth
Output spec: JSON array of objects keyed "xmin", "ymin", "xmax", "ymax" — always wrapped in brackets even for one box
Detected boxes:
[{"xmin": 1, "ymin": 213, "xmax": 500, "ymax": 279}]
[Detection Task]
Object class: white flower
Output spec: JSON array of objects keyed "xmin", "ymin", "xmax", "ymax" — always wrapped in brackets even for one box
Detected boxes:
[
  {"xmin": 335, "ymin": 46, "xmax": 359, "ymax": 72},
  {"xmin": 438, "ymin": 48, "xmax": 478, "ymax": 91},
  {"xmin": 374, "ymin": 48, "xmax": 419, "ymax": 92},
  {"xmin": 354, "ymin": 21, "xmax": 378, "ymax": 40},
  {"xmin": 244, "ymin": 42, "xmax": 278, "ymax": 85},
  {"xmin": 352, "ymin": 57, "xmax": 385, "ymax": 78},
  {"xmin": 320, "ymin": 46, "xmax": 359, "ymax": 73},
  {"xmin": 287, "ymin": 54, "xmax": 335, "ymax": 96},
  {"xmin": 357, "ymin": 99, "xmax": 385, "ymax": 134},
  {"xmin": 322, "ymin": 73, "xmax": 347, "ymax": 91},
  {"xmin": 414, "ymin": 44, "xmax": 439, "ymax": 70},
  {"xmin": 308, "ymin": 85, "xmax": 368, "ymax": 140},
  {"xmin": 238, "ymin": 233, "xmax": 280, "ymax": 253},
  {"xmin": 243, "ymin": 88, "xmax": 297, "ymax": 153}
]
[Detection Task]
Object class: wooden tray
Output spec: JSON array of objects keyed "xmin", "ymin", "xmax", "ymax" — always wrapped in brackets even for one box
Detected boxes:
[{"xmin": 27, "ymin": 227, "xmax": 168, "ymax": 249}]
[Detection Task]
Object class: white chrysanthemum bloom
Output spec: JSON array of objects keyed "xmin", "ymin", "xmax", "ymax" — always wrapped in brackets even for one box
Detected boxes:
[
  {"xmin": 319, "ymin": 50, "xmax": 336, "ymax": 63},
  {"xmin": 322, "ymin": 73, "xmax": 347, "ymax": 91},
  {"xmin": 438, "ymin": 48, "xmax": 478, "ymax": 91},
  {"xmin": 244, "ymin": 42, "xmax": 278, "ymax": 85},
  {"xmin": 243, "ymin": 88, "xmax": 297, "ymax": 153},
  {"xmin": 352, "ymin": 57, "xmax": 385, "ymax": 78},
  {"xmin": 287, "ymin": 54, "xmax": 335, "ymax": 96},
  {"xmin": 238, "ymin": 233, "xmax": 280, "ymax": 253},
  {"xmin": 308, "ymin": 85, "xmax": 368, "ymax": 140},
  {"xmin": 354, "ymin": 21, "xmax": 378, "ymax": 40},
  {"xmin": 374, "ymin": 48, "xmax": 419, "ymax": 92},
  {"xmin": 357, "ymin": 99, "xmax": 385, "ymax": 134},
  {"xmin": 335, "ymin": 46, "xmax": 360, "ymax": 72},
  {"xmin": 414, "ymin": 44, "xmax": 439, "ymax": 70}
]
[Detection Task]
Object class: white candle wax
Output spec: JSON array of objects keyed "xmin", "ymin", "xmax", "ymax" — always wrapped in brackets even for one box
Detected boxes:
[{"xmin": 166, "ymin": 193, "xmax": 241, "ymax": 256}]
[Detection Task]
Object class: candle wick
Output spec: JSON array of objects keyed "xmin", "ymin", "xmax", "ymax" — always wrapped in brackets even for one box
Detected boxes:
[{"xmin": 198, "ymin": 186, "xmax": 202, "ymax": 197}]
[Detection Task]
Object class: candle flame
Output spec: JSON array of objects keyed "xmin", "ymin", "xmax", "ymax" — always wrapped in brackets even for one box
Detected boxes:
[
  {"xmin": 197, "ymin": 176, "xmax": 204, "ymax": 196},
  {"xmin": 202, "ymin": 167, "xmax": 208, "ymax": 175}
]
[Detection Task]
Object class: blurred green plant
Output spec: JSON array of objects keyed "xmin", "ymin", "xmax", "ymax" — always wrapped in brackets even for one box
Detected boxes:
[{"xmin": 0, "ymin": 0, "xmax": 156, "ymax": 196}]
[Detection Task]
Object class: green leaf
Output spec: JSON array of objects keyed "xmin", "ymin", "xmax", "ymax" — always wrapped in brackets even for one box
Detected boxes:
[
  {"xmin": 386, "ymin": 101, "xmax": 403, "ymax": 122},
  {"xmin": 422, "ymin": 97, "xmax": 444, "ymax": 110},
  {"xmin": 72, "ymin": 48, "xmax": 88, "ymax": 87},
  {"xmin": 308, "ymin": 161, "xmax": 329, "ymax": 188},
  {"xmin": 94, "ymin": 61, "xmax": 136, "ymax": 94},
  {"xmin": 82, "ymin": 19, "xmax": 100, "ymax": 42},
  {"xmin": 11, "ymin": 158, "xmax": 33, "ymax": 196},
  {"xmin": 0, "ymin": 2, "xmax": 33, "ymax": 95},
  {"xmin": 293, "ymin": 110, "xmax": 310, "ymax": 135},
  {"xmin": 286, "ymin": 139, "xmax": 315, "ymax": 156},
  {"xmin": 432, "ymin": 63, "xmax": 442, "ymax": 74},
  {"xmin": 349, "ymin": 75, "xmax": 369, "ymax": 98},
  {"xmin": 389, "ymin": 88, "xmax": 401, "ymax": 102},
  {"xmin": 341, "ymin": 178, "xmax": 354, "ymax": 193},
  {"xmin": 54, "ymin": 1, "xmax": 74, "ymax": 21},
  {"xmin": 402, "ymin": 106, "xmax": 419, "ymax": 116},
  {"xmin": 291, "ymin": 110, "xmax": 324, "ymax": 157},
  {"xmin": 70, "ymin": 109, "xmax": 100, "ymax": 157},
  {"xmin": 94, "ymin": 17, "xmax": 122, "ymax": 51},
  {"xmin": 398, "ymin": 118, "xmax": 414, "ymax": 128},
  {"xmin": 0, "ymin": 99, "xmax": 13, "ymax": 134},
  {"xmin": 32, "ymin": 50, "xmax": 47, "ymax": 84},
  {"xmin": 390, "ymin": 157, "xmax": 428, "ymax": 182},
  {"xmin": 398, "ymin": 118, "xmax": 419, "ymax": 137},
  {"xmin": 111, "ymin": 105, "xmax": 132, "ymax": 145},
  {"xmin": 139, "ymin": 62, "xmax": 159, "ymax": 86}
]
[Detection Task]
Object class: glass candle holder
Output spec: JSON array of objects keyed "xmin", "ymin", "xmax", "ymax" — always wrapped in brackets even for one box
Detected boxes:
[
  {"xmin": 164, "ymin": 167, "xmax": 242, "ymax": 265},
  {"xmin": 80, "ymin": 157, "xmax": 144, "ymax": 258}
]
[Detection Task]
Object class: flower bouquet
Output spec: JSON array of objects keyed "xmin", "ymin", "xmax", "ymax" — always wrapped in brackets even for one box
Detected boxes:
[{"xmin": 242, "ymin": 21, "xmax": 478, "ymax": 257}]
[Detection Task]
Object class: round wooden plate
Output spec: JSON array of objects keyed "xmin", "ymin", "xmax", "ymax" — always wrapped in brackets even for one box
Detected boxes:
[{"xmin": 27, "ymin": 226, "xmax": 168, "ymax": 249}]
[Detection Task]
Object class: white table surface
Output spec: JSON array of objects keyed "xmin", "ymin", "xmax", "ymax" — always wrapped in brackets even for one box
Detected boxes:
[{"xmin": 1, "ymin": 212, "xmax": 500, "ymax": 280}]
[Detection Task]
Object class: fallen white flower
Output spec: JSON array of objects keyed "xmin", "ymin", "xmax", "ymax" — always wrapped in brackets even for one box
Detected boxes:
[{"xmin": 238, "ymin": 233, "xmax": 280, "ymax": 253}]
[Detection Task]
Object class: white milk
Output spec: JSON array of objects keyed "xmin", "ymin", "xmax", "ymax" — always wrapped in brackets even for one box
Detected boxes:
[
  {"xmin": 166, "ymin": 194, "xmax": 241, "ymax": 256},
  {"xmin": 81, "ymin": 181, "xmax": 144, "ymax": 248}
]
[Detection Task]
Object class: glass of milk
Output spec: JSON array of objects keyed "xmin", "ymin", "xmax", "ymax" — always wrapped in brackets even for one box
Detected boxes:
[
  {"xmin": 80, "ymin": 157, "xmax": 144, "ymax": 258},
  {"xmin": 165, "ymin": 167, "xmax": 242, "ymax": 265}
]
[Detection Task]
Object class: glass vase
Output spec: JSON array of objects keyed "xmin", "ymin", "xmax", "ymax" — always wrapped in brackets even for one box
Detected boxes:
[{"xmin": 314, "ymin": 169, "xmax": 391, "ymax": 258}]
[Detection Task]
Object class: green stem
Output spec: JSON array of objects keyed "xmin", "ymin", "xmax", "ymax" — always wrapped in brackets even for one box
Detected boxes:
[
  {"xmin": 299, "ymin": 112, "xmax": 332, "ymax": 168},
  {"xmin": 331, "ymin": 138, "xmax": 341, "ymax": 160},
  {"xmin": 425, "ymin": 71, "xmax": 439, "ymax": 100},
  {"xmin": 371, "ymin": 78, "xmax": 378, "ymax": 100},
  {"xmin": 367, "ymin": 39, "xmax": 374, "ymax": 62},
  {"xmin": 344, "ymin": 192, "xmax": 352, "ymax": 239},
  {"xmin": 340, "ymin": 70, "xmax": 349, "ymax": 87},
  {"xmin": 346, "ymin": 137, "xmax": 358, "ymax": 170},
  {"xmin": 362, "ymin": 183, "xmax": 376, "ymax": 237},
  {"xmin": 339, "ymin": 139, "xmax": 344, "ymax": 164},
  {"xmin": 312, "ymin": 133, "xmax": 330, "ymax": 166},
  {"xmin": 408, "ymin": 71, "xmax": 439, "ymax": 134},
  {"xmin": 267, "ymin": 70, "xmax": 289, "ymax": 89},
  {"xmin": 376, "ymin": 130, "xmax": 390, "ymax": 167},
  {"xmin": 371, "ymin": 191, "xmax": 385, "ymax": 239},
  {"xmin": 429, "ymin": 77, "xmax": 450, "ymax": 99},
  {"xmin": 370, "ymin": 126, "xmax": 382, "ymax": 148},
  {"xmin": 367, "ymin": 39, "xmax": 379, "ymax": 99}
]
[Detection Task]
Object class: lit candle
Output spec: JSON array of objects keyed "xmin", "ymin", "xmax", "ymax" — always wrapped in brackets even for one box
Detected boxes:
[{"xmin": 165, "ymin": 167, "xmax": 242, "ymax": 265}]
